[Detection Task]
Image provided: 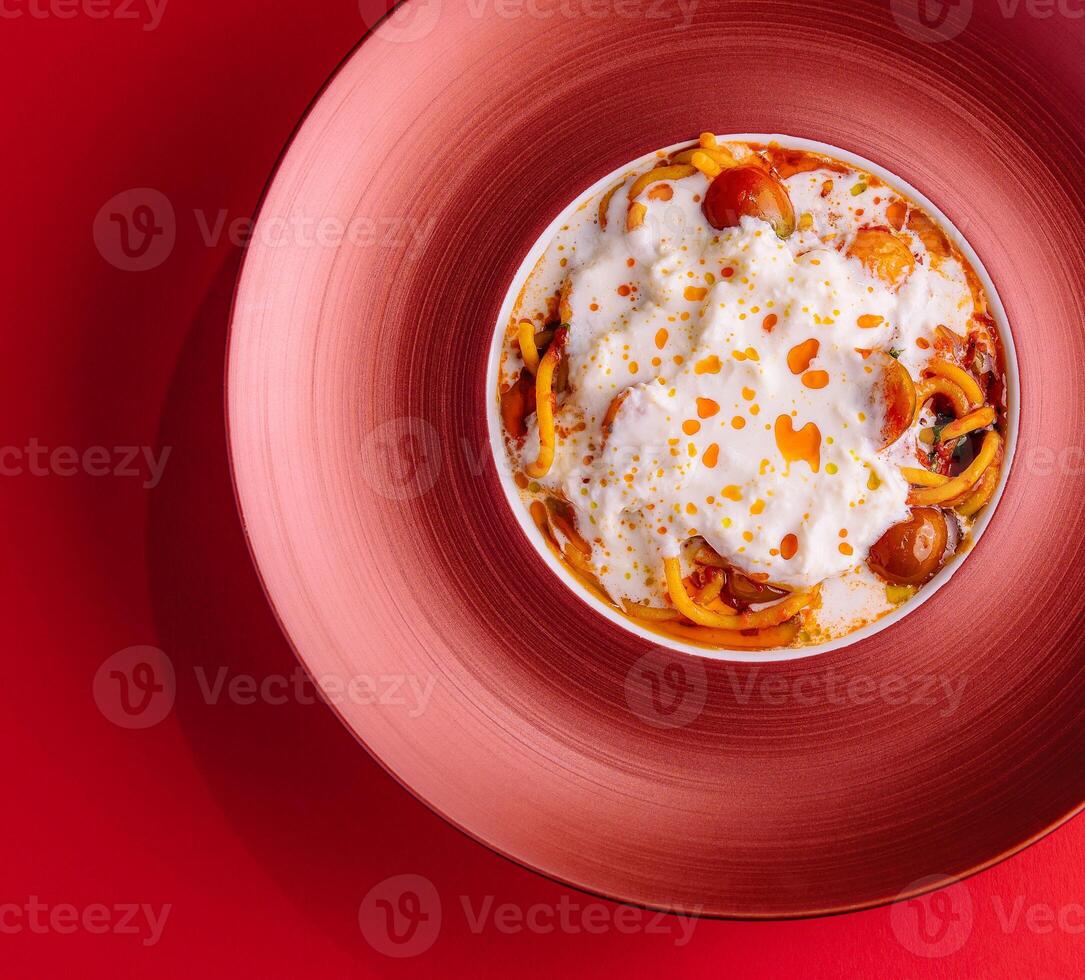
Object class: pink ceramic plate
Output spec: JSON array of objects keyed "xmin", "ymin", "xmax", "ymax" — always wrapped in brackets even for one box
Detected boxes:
[{"xmin": 227, "ymin": 0, "xmax": 1085, "ymax": 916}]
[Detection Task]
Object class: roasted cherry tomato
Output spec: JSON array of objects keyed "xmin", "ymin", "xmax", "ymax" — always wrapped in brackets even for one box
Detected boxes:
[
  {"xmin": 868, "ymin": 508, "xmax": 948, "ymax": 586},
  {"xmin": 499, "ymin": 369, "xmax": 536, "ymax": 439},
  {"xmin": 702, "ymin": 166, "xmax": 795, "ymax": 238},
  {"xmin": 722, "ymin": 568, "xmax": 789, "ymax": 609},
  {"xmin": 873, "ymin": 351, "xmax": 917, "ymax": 450},
  {"xmin": 846, "ymin": 228, "xmax": 915, "ymax": 287}
]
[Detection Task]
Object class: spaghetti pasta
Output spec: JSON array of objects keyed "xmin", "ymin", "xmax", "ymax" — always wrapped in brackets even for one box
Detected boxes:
[
  {"xmin": 955, "ymin": 463, "xmax": 1000, "ymax": 516},
  {"xmin": 664, "ymin": 557, "xmax": 812, "ymax": 631},
  {"xmin": 670, "ymin": 146, "xmax": 737, "ymax": 168},
  {"xmin": 497, "ymin": 135, "xmax": 1010, "ymax": 652},
  {"xmin": 597, "ymin": 180, "xmax": 624, "ymax": 231},
  {"xmin": 909, "ymin": 430, "xmax": 1001, "ymax": 506},
  {"xmin": 517, "ymin": 319, "xmax": 540, "ymax": 374},
  {"xmin": 621, "ymin": 599, "xmax": 680, "ymax": 622},
  {"xmin": 658, "ymin": 620, "xmax": 802, "ymax": 650},
  {"xmin": 525, "ymin": 326, "xmax": 567, "ymax": 479},
  {"xmin": 925, "ymin": 358, "xmax": 984, "ymax": 408},
  {"xmin": 901, "ymin": 466, "xmax": 950, "ymax": 487},
  {"xmin": 690, "ymin": 151, "xmax": 721, "ymax": 179},
  {"xmin": 913, "ymin": 376, "xmax": 970, "ymax": 421},
  {"xmin": 938, "ymin": 406, "xmax": 996, "ymax": 442},
  {"xmin": 627, "ymin": 164, "xmax": 696, "ymax": 202}
]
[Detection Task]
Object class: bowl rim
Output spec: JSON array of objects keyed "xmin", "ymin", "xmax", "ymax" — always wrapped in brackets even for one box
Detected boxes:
[{"xmin": 485, "ymin": 132, "xmax": 1021, "ymax": 663}]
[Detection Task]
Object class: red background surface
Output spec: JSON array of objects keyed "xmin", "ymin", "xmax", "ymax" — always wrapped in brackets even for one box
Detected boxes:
[{"xmin": 4, "ymin": 0, "xmax": 1084, "ymax": 975}]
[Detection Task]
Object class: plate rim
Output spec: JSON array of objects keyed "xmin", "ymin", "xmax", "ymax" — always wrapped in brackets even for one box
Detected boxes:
[{"xmin": 222, "ymin": 1, "xmax": 1084, "ymax": 920}]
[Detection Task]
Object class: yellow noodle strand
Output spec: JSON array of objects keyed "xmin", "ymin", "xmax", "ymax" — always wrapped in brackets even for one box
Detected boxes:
[
  {"xmin": 659, "ymin": 619, "xmax": 801, "ymax": 650},
  {"xmin": 913, "ymin": 376, "xmax": 969, "ymax": 422},
  {"xmin": 621, "ymin": 599, "xmax": 680, "ymax": 622},
  {"xmin": 663, "ymin": 557, "xmax": 811, "ymax": 630},
  {"xmin": 525, "ymin": 327, "xmax": 568, "ymax": 478},
  {"xmin": 955, "ymin": 463, "xmax": 1000, "ymax": 516},
  {"xmin": 597, "ymin": 180, "xmax": 624, "ymax": 230},
  {"xmin": 926, "ymin": 359, "xmax": 984, "ymax": 407},
  {"xmin": 626, "ymin": 164, "xmax": 696, "ymax": 202},
  {"xmin": 909, "ymin": 430, "xmax": 1001, "ymax": 506},
  {"xmin": 939, "ymin": 406, "xmax": 995, "ymax": 442},
  {"xmin": 670, "ymin": 146, "xmax": 737, "ymax": 168},
  {"xmin": 901, "ymin": 466, "xmax": 950, "ymax": 487},
  {"xmin": 690, "ymin": 151, "xmax": 721, "ymax": 179},
  {"xmin": 517, "ymin": 319, "xmax": 540, "ymax": 374}
]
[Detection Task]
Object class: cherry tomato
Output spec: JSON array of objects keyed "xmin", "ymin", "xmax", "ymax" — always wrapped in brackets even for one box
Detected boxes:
[
  {"xmin": 846, "ymin": 228, "xmax": 915, "ymax": 287},
  {"xmin": 500, "ymin": 369, "xmax": 535, "ymax": 439},
  {"xmin": 873, "ymin": 351, "xmax": 917, "ymax": 450},
  {"xmin": 722, "ymin": 568, "xmax": 789, "ymax": 608},
  {"xmin": 868, "ymin": 508, "xmax": 948, "ymax": 586},
  {"xmin": 702, "ymin": 166, "xmax": 796, "ymax": 238}
]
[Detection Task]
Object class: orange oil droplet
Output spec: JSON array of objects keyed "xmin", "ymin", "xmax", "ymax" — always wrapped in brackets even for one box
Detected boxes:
[
  {"xmin": 780, "ymin": 534, "xmax": 799, "ymax": 560},
  {"xmin": 682, "ymin": 419, "xmax": 701, "ymax": 435},
  {"xmin": 655, "ymin": 328, "xmax": 669, "ymax": 350},
  {"xmin": 802, "ymin": 370, "xmax": 829, "ymax": 389},
  {"xmin": 684, "ymin": 285, "xmax": 708, "ymax": 302},
  {"xmin": 762, "ymin": 313, "xmax": 778, "ymax": 332},
  {"xmin": 695, "ymin": 355, "xmax": 721, "ymax": 375},
  {"xmin": 787, "ymin": 338, "xmax": 820, "ymax": 375},
  {"xmin": 696, "ymin": 397, "xmax": 720, "ymax": 418},
  {"xmin": 857, "ymin": 314, "xmax": 884, "ymax": 329},
  {"xmin": 775, "ymin": 415, "xmax": 821, "ymax": 473}
]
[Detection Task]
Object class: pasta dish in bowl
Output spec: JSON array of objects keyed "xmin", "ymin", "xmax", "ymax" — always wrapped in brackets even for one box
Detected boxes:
[{"xmin": 490, "ymin": 134, "xmax": 1014, "ymax": 657}]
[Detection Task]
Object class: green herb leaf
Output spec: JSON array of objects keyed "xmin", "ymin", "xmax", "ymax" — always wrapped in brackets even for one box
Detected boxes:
[{"xmin": 888, "ymin": 348, "xmax": 903, "ymax": 359}]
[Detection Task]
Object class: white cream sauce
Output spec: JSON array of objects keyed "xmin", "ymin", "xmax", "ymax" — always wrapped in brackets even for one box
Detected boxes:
[{"xmin": 502, "ymin": 141, "xmax": 978, "ymax": 637}]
